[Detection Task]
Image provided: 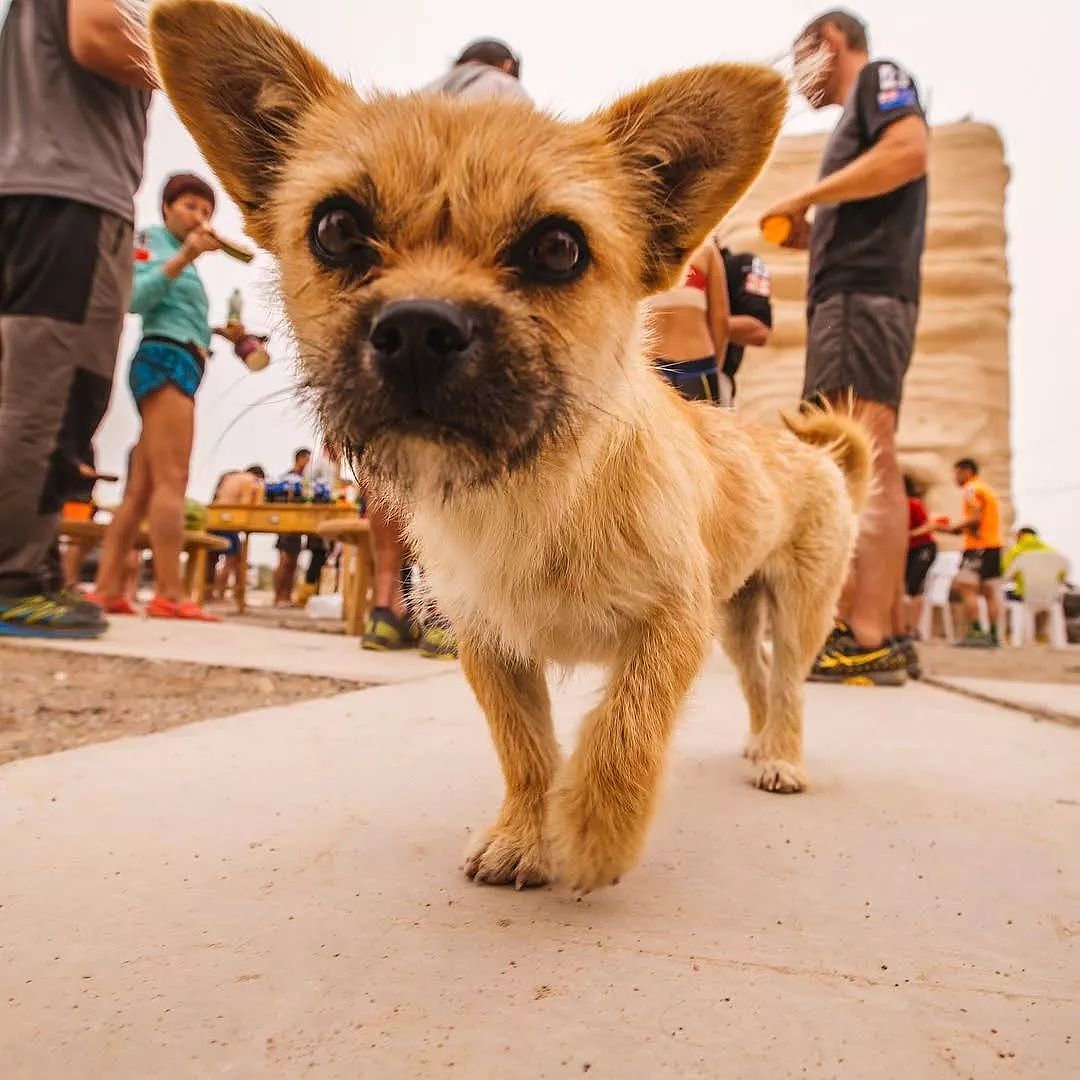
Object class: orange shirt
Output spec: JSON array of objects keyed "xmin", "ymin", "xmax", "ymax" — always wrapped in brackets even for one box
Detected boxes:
[{"xmin": 961, "ymin": 477, "xmax": 1002, "ymax": 549}]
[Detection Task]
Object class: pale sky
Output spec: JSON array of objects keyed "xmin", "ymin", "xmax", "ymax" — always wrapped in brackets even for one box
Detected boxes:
[{"xmin": 83, "ymin": 0, "xmax": 1078, "ymax": 569}]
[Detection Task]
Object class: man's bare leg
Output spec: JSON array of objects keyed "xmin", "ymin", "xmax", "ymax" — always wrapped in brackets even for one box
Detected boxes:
[{"xmin": 829, "ymin": 394, "xmax": 906, "ymax": 650}]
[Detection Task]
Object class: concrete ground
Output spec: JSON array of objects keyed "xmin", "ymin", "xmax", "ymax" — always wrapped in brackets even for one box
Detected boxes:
[{"xmin": 2, "ymin": 626, "xmax": 1077, "ymax": 1078}]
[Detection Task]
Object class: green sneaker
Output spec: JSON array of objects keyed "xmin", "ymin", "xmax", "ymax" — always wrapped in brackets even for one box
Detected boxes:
[
  {"xmin": 419, "ymin": 622, "xmax": 458, "ymax": 660},
  {"xmin": 954, "ymin": 628, "xmax": 1000, "ymax": 649},
  {"xmin": 361, "ymin": 606, "xmax": 420, "ymax": 651},
  {"xmin": 0, "ymin": 593, "xmax": 107, "ymax": 640}
]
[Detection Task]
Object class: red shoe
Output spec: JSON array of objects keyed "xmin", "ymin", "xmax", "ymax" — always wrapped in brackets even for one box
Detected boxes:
[
  {"xmin": 84, "ymin": 592, "xmax": 140, "ymax": 615},
  {"xmin": 147, "ymin": 596, "xmax": 221, "ymax": 622}
]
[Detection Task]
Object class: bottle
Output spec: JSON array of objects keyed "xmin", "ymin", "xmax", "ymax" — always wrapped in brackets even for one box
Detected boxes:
[{"xmin": 226, "ymin": 288, "xmax": 243, "ymax": 324}]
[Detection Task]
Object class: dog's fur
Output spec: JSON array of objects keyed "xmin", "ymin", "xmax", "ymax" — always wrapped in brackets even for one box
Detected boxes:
[{"xmin": 149, "ymin": 0, "xmax": 872, "ymax": 893}]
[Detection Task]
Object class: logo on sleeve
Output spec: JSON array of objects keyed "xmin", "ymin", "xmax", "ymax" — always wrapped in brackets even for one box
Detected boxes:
[
  {"xmin": 877, "ymin": 63, "xmax": 916, "ymax": 111},
  {"xmin": 744, "ymin": 257, "xmax": 771, "ymax": 297}
]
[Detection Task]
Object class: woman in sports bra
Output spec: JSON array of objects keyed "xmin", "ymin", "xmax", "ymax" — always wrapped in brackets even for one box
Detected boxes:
[{"xmin": 646, "ymin": 233, "xmax": 731, "ymax": 404}]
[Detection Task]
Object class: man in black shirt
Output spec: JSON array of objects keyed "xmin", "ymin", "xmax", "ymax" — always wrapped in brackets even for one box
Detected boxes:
[
  {"xmin": 719, "ymin": 247, "xmax": 773, "ymax": 400},
  {"xmin": 761, "ymin": 9, "xmax": 928, "ymax": 685}
]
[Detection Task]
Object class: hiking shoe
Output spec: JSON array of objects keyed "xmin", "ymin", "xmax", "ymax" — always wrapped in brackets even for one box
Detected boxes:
[
  {"xmin": 362, "ymin": 606, "xmax": 420, "ymax": 651},
  {"xmin": 0, "ymin": 593, "xmax": 107, "ymax": 639},
  {"xmin": 809, "ymin": 631, "xmax": 909, "ymax": 686},
  {"xmin": 147, "ymin": 596, "xmax": 221, "ymax": 622},
  {"xmin": 892, "ymin": 634, "xmax": 922, "ymax": 679},
  {"xmin": 954, "ymin": 628, "xmax": 1000, "ymax": 649},
  {"xmin": 419, "ymin": 622, "xmax": 458, "ymax": 660}
]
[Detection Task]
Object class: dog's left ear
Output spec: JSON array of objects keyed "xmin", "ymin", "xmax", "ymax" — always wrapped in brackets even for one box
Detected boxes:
[{"xmin": 592, "ymin": 65, "xmax": 788, "ymax": 292}]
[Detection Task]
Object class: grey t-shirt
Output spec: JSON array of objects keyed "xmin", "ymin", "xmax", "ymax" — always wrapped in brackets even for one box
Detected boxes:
[
  {"xmin": 0, "ymin": 0, "xmax": 151, "ymax": 222},
  {"xmin": 422, "ymin": 61, "xmax": 530, "ymax": 103}
]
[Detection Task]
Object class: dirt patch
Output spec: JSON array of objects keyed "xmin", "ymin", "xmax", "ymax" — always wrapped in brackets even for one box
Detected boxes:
[
  {"xmin": 918, "ymin": 642, "xmax": 1080, "ymax": 685},
  {"xmin": 0, "ymin": 644, "xmax": 360, "ymax": 766}
]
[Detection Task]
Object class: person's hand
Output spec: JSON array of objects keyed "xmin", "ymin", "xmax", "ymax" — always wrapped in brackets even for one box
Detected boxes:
[
  {"xmin": 213, "ymin": 320, "xmax": 247, "ymax": 345},
  {"xmin": 181, "ymin": 223, "xmax": 222, "ymax": 261},
  {"xmin": 760, "ymin": 195, "xmax": 812, "ymax": 249}
]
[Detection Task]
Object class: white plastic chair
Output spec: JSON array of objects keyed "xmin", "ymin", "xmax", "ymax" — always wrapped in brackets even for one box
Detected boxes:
[
  {"xmin": 1005, "ymin": 550, "xmax": 1071, "ymax": 648},
  {"xmin": 918, "ymin": 550, "xmax": 962, "ymax": 641}
]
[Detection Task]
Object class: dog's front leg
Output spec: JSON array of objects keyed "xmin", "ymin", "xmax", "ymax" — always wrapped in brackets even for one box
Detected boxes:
[
  {"xmin": 548, "ymin": 613, "xmax": 709, "ymax": 893},
  {"xmin": 460, "ymin": 639, "xmax": 559, "ymax": 888}
]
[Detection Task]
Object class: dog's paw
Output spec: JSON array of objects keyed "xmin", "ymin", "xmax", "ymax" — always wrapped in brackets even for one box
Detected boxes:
[
  {"xmin": 753, "ymin": 759, "xmax": 808, "ymax": 794},
  {"xmin": 547, "ymin": 781, "xmax": 642, "ymax": 895},
  {"xmin": 463, "ymin": 825, "xmax": 550, "ymax": 889},
  {"xmin": 743, "ymin": 733, "xmax": 764, "ymax": 761}
]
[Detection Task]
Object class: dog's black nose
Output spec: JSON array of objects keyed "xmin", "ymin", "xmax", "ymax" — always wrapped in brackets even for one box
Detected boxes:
[{"xmin": 369, "ymin": 300, "xmax": 473, "ymax": 377}]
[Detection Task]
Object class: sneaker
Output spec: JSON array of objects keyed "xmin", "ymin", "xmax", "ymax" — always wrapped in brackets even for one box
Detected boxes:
[
  {"xmin": 419, "ymin": 622, "xmax": 458, "ymax": 660},
  {"xmin": 362, "ymin": 606, "xmax": 420, "ymax": 651},
  {"xmin": 0, "ymin": 593, "xmax": 107, "ymax": 640},
  {"xmin": 147, "ymin": 596, "xmax": 221, "ymax": 622},
  {"xmin": 809, "ymin": 630, "xmax": 909, "ymax": 686},
  {"xmin": 892, "ymin": 634, "xmax": 922, "ymax": 680},
  {"xmin": 954, "ymin": 628, "xmax": 999, "ymax": 649},
  {"xmin": 83, "ymin": 591, "xmax": 140, "ymax": 616}
]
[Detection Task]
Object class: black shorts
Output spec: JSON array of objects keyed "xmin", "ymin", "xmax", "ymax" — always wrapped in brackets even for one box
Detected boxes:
[
  {"xmin": 959, "ymin": 547, "xmax": 1002, "ymax": 582},
  {"xmin": 804, "ymin": 292, "xmax": 918, "ymax": 411},
  {"xmin": 276, "ymin": 534, "xmax": 326, "ymax": 557},
  {"xmin": 905, "ymin": 542, "xmax": 937, "ymax": 596},
  {"xmin": 655, "ymin": 356, "xmax": 733, "ymax": 405}
]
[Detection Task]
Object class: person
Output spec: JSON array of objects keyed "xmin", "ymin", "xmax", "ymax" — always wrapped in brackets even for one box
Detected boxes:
[
  {"xmin": 647, "ymin": 237, "xmax": 731, "ymax": 403},
  {"xmin": 91, "ymin": 173, "xmax": 249, "ymax": 620},
  {"xmin": 423, "ymin": 38, "xmax": 529, "ymax": 101},
  {"xmin": 273, "ymin": 448, "xmax": 335, "ymax": 607},
  {"xmin": 719, "ymin": 246, "xmax": 774, "ymax": 400},
  {"xmin": 895, "ymin": 475, "xmax": 937, "ymax": 638},
  {"xmin": 1002, "ymin": 527, "xmax": 1067, "ymax": 602},
  {"xmin": 944, "ymin": 458, "xmax": 1003, "ymax": 647},
  {"xmin": 0, "ymin": 0, "xmax": 154, "ymax": 638},
  {"xmin": 763, "ymin": 9, "xmax": 928, "ymax": 685},
  {"xmin": 208, "ymin": 464, "xmax": 265, "ymax": 600}
]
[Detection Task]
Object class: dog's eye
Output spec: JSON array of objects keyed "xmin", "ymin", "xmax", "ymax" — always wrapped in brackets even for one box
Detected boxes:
[
  {"xmin": 509, "ymin": 217, "xmax": 590, "ymax": 284},
  {"xmin": 309, "ymin": 198, "xmax": 378, "ymax": 273}
]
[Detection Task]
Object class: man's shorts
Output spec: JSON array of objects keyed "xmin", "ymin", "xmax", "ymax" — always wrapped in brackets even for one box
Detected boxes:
[
  {"xmin": 211, "ymin": 530, "xmax": 241, "ymax": 557},
  {"xmin": 276, "ymin": 534, "xmax": 326, "ymax": 557},
  {"xmin": 654, "ymin": 356, "xmax": 733, "ymax": 406},
  {"xmin": 804, "ymin": 292, "xmax": 919, "ymax": 411},
  {"xmin": 958, "ymin": 547, "xmax": 1002, "ymax": 583},
  {"xmin": 905, "ymin": 542, "xmax": 937, "ymax": 597}
]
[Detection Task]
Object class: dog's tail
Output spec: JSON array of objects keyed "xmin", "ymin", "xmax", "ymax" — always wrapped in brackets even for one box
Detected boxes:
[{"xmin": 781, "ymin": 398, "xmax": 874, "ymax": 512}]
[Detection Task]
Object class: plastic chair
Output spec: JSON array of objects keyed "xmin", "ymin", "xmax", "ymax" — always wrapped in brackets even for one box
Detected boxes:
[
  {"xmin": 918, "ymin": 550, "xmax": 962, "ymax": 641},
  {"xmin": 1005, "ymin": 550, "xmax": 1071, "ymax": 648}
]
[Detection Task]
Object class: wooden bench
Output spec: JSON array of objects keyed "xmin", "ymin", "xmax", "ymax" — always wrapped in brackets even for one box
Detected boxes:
[
  {"xmin": 317, "ymin": 518, "xmax": 373, "ymax": 637},
  {"xmin": 58, "ymin": 520, "xmax": 230, "ymax": 600}
]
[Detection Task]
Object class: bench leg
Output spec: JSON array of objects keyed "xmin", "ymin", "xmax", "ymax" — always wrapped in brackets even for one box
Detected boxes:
[{"xmin": 235, "ymin": 534, "xmax": 249, "ymax": 614}]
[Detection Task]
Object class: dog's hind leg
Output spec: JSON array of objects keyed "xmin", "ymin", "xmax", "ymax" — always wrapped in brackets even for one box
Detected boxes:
[
  {"xmin": 547, "ymin": 610, "xmax": 710, "ymax": 893},
  {"xmin": 460, "ymin": 639, "xmax": 560, "ymax": 888},
  {"xmin": 718, "ymin": 575, "xmax": 770, "ymax": 761},
  {"xmin": 752, "ymin": 564, "xmax": 837, "ymax": 793}
]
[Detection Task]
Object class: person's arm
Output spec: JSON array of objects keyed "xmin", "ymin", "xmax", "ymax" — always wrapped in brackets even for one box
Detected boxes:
[
  {"xmin": 727, "ymin": 315, "xmax": 771, "ymax": 347},
  {"xmin": 704, "ymin": 245, "xmax": 730, "ymax": 361},
  {"xmin": 130, "ymin": 225, "xmax": 220, "ymax": 315},
  {"xmin": 68, "ymin": 0, "xmax": 158, "ymax": 90},
  {"xmin": 945, "ymin": 490, "xmax": 982, "ymax": 536}
]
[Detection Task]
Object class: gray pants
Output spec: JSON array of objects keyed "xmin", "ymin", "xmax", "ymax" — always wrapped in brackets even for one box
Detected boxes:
[{"xmin": 0, "ymin": 196, "xmax": 132, "ymax": 595}]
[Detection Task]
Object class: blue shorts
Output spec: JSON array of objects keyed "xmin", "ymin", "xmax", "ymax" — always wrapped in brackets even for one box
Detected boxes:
[
  {"xmin": 128, "ymin": 338, "xmax": 204, "ymax": 406},
  {"xmin": 211, "ymin": 530, "xmax": 241, "ymax": 557}
]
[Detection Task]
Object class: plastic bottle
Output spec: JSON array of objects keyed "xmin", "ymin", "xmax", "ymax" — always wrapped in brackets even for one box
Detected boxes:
[{"xmin": 227, "ymin": 288, "xmax": 243, "ymax": 324}]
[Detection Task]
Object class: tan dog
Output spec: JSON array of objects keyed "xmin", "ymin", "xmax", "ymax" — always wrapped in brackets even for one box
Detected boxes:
[{"xmin": 149, "ymin": 0, "xmax": 871, "ymax": 893}]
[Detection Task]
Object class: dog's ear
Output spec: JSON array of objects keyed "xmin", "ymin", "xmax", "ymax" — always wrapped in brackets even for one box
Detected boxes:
[
  {"xmin": 592, "ymin": 66, "xmax": 788, "ymax": 292},
  {"xmin": 148, "ymin": 0, "xmax": 345, "ymax": 246}
]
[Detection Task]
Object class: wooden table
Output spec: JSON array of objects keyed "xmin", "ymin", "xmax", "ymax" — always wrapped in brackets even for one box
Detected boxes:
[
  {"xmin": 203, "ymin": 503, "xmax": 363, "ymax": 613},
  {"xmin": 317, "ymin": 518, "xmax": 373, "ymax": 636},
  {"xmin": 58, "ymin": 520, "xmax": 230, "ymax": 599}
]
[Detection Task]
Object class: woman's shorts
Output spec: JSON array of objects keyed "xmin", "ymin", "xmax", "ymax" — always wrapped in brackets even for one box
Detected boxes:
[
  {"xmin": 654, "ymin": 355, "xmax": 732, "ymax": 405},
  {"xmin": 128, "ymin": 337, "xmax": 204, "ymax": 407}
]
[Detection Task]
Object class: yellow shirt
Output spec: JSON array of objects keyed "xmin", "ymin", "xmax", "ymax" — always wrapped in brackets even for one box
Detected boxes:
[{"xmin": 961, "ymin": 477, "xmax": 1002, "ymax": 550}]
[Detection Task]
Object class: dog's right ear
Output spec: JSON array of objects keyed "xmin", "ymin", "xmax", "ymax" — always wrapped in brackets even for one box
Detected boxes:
[{"xmin": 148, "ymin": 0, "xmax": 345, "ymax": 246}]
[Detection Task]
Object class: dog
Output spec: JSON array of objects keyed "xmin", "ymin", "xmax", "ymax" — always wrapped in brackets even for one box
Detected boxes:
[{"xmin": 148, "ymin": 0, "xmax": 872, "ymax": 893}]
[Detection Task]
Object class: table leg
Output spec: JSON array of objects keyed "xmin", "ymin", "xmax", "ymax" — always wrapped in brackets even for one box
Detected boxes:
[
  {"xmin": 344, "ymin": 544, "xmax": 363, "ymax": 637},
  {"xmin": 353, "ymin": 537, "xmax": 373, "ymax": 637},
  {"xmin": 236, "ymin": 534, "xmax": 249, "ymax": 614},
  {"xmin": 192, "ymin": 548, "xmax": 209, "ymax": 603}
]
